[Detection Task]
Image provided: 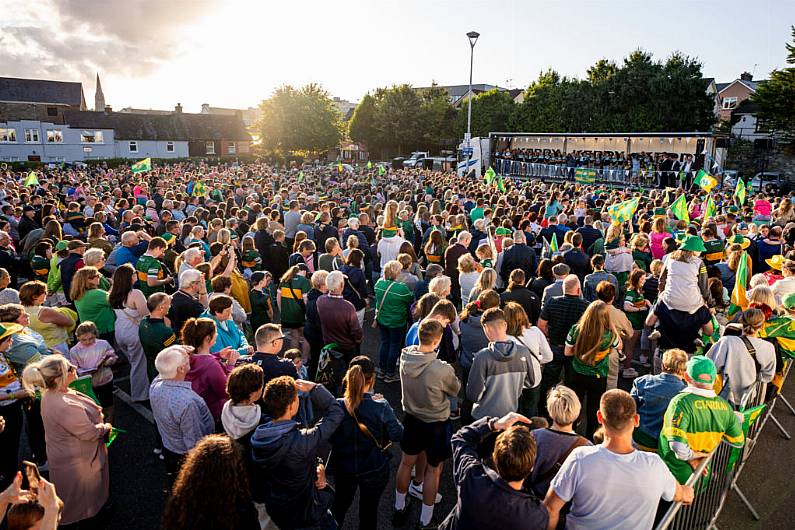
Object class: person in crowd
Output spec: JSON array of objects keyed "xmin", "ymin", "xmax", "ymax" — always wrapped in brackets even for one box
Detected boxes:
[
  {"xmin": 526, "ymin": 385, "xmax": 590, "ymax": 499},
  {"xmin": 0, "ymin": 472, "xmax": 62, "ymax": 530},
  {"xmin": 658, "ymin": 356, "xmax": 745, "ymax": 484},
  {"xmin": 139, "ymin": 292, "xmax": 175, "ymax": 380},
  {"xmin": 592, "ymin": 280, "xmax": 633, "ymax": 389},
  {"xmin": 248, "ymin": 271, "xmax": 272, "ymax": 333},
  {"xmin": 108, "ymin": 263, "xmax": 151, "ymax": 402},
  {"xmin": 395, "ymin": 320, "xmax": 460, "ymax": 528},
  {"xmin": 500, "ymin": 230, "xmax": 537, "ymax": 289},
  {"xmin": 250, "ymin": 324, "xmax": 298, "ymax": 386},
  {"xmin": 340, "ymin": 248, "xmax": 369, "ymax": 328},
  {"xmin": 500, "ymin": 268, "xmax": 541, "ymax": 324},
  {"xmin": 277, "ymin": 264, "xmax": 312, "ymax": 363},
  {"xmin": 503, "ymin": 301, "xmax": 553, "ymax": 416},
  {"xmin": 21, "ymin": 355, "xmax": 112, "ymax": 527},
  {"xmin": 0, "ymin": 269, "xmax": 20, "ymax": 306},
  {"xmin": 582, "ymin": 254, "xmax": 618, "ymax": 303},
  {"xmin": 204, "ymin": 295, "xmax": 253, "ymax": 359},
  {"xmin": 375, "ymin": 260, "xmax": 415, "ymax": 383},
  {"xmin": 149, "ymin": 345, "xmax": 215, "ymax": 482},
  {"xmin": 251, "ymin": 376, "xmax": 344, "ymax": 530},
  {"xmin": 70, "ymin": 266, "xmax": 116, "ymax": 345},
  {"xmin": 459, "ymin": 289, "xmax": 500, "ymax": 388},
  {"xmin": 59, "ymin": 240, "xmax": 87, "ymax": 303},
  {"xmin": 658, "ymin": 234, "xmax": 710, "ymax": 314},
  {"xmin": 303, "ymin": 269, "xmax": 328, "ymax": 379},
  {"xmin": 544, "ymin": 389, "xmax": 694, "ymax": 529},
  {"xmin": 210, "ymin": 276, "xmax": 248, "ymax": 327},
  {"xmin": 329, "ymin": 356, "xmax": 403, "ymax": 529},
  {"xmin": 457, "ymin": 254, "xmax": 480, "ymax": 306},
  {"xmin": 528, "ymin": 259, "xmax": 554, "ymax": 299},
  {"xmin": 707, "ymin": 308, "xmax": 776, "ymax": 406},
  {"xmin": 180, "ymin": 317, "xmax": 233, "ymax": 424},
  {"xmin": 0, "ymin": 323, "xmax": 29, "ymax": 489},
  {"xmin": 439, "ymin": 411, "xmax": 549, "ymax": 530},
  {"xmin": 316, "ymin": 270, "xmax": 364, "ymax": 362},
  {"xmin": 68, "ymin": 321, "xmax": 117, "ymax": 420},
  {"xmin": 161, "ymin": 434, "xmax": 260, "ymax": 530},
  {"xmin": 444, "ymin": 231, "xmax": 471, "ymax": 306},
  {"xmin": 18, "ymin": 281, "xmax": 72, "ymax": 355},
  {"xmin": 541, "ymin": 263, "xmax": 571, "ymax": 309},
  {"xmin": 169, "ymin": 268, "xmax": 209, "ymax": 336},
  {"xmin": 630, "ymin": 348, "xmax": 688, "ymax": 451}
]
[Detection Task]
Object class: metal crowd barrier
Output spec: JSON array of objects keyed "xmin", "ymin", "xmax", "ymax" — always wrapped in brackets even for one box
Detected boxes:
[
  {"xmin": 655, "ymin": 360, "xmax": 795, "ymax": 529},
  {"xmin": 494, "ymin": 160, "xmax": 663, "ymax": 188}
]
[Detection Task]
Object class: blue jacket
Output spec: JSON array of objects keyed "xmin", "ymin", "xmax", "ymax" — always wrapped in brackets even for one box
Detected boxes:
[
  {"xmin": 203, "ymin": 311, "xmax": 250, "ymax": 357},
  {"xmin": 328, "ymin": 394, "xmax": 403, "ymax": 478},
  {"xmin": 630, "ymin": 372, "xmax": 686, "ymax": 442}
]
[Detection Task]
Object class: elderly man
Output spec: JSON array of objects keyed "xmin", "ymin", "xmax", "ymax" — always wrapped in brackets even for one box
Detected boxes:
[
  {"xmin": 168, "ymin": 269, "xmax": 208, "ymax": 336},
  {"xmin": 316, "ymin": 271, "xmax": 363, "ymax": 362},
  {"xmin": 150, "ymin": 345, "xmax": 214, "ymax": 481},
  {"xmin": 541, "ymin": 263, "xmax": 571, "ymax": 310},
  {"xmin": 112, "ymin": 230, "xmax": 151, "ymax": 269},
  {"xmin": 500, "ymin": 230, "xmax": 537, "ymax": 288},
  {"xmin": 177, "ymin": 247, "xmax": 204, "ymax": 285},
  {"xmin": 444, "ymin": 231, "xmax": 472, "ymax": 307}
]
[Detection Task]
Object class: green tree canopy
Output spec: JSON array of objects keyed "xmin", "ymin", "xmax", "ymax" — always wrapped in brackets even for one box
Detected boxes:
[
  {"xmin": 752, "ymin": 26, "xmax": 795, "ymax": 142},
  {"xmin": 456, "ymin": 88, "xmax": 515, "ymax": 137}
]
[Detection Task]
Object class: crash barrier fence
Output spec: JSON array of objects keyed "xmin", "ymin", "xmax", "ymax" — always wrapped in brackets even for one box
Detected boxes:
[
  {"xmin": 493, "ymin": 159, "xmax": 695, "ymax": 187},
  {"xmin": 655, "ymin": 360, "xmax": 795, "ymax": 529}
]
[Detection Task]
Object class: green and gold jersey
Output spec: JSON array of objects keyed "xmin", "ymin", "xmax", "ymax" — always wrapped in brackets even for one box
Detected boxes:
[
  {"xmin": 659, "ymin": 390, "xmax": 744, "ymax": 484},
  {"xmin": 566, "ymin": 325, "xmax": 619, "ymax": 378},
  {"xmin": 702, "ymin": 238, "xmax": 725, "ymax": 265},
  {"xmin": 135, "ymin": 254, "xmax": 165, "ymax": 298}
]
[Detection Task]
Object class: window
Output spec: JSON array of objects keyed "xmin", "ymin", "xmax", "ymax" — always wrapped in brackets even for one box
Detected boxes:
[
  {"xmin": 53, "ymin": 156, "xmax": 65, "ymax": 162},
  {"xmin": 46, "ymin": 130, "xmax": 63, "ymax": 143},
  {"xmin": 0, "ymin": 128, "xmax": 16, "ymax": 143},
  {"xmin": 205, "ymin": 141, "xmax": 215, "ymax": 155},
  {"xmin": 722, "ymin": 97, "xmax": 738, "ymax": 110},
  {"xmin": 755, "ymin": 118, "xmax": 771, "ymax": 133},
  {"xmin": 24, "ymin": 129, "xmax": 39, "ymax": 143},
  {"xmin": 227, "ymin": 142, "xmax": 235, "ymax": 155},
  {"xmin": 80, "ymin": 130, "xmax": 103, "ymax": 143},
  {"xmin": 166, "ymin": 141, "xmax": 174, "ymax": 152},
  {"xmin": 129, "ymin": 141, "xmax": 138, "ymax": 153},
  {"xmin": 46, "ymin": 107, "xmax": 57, "ymax": 117}
]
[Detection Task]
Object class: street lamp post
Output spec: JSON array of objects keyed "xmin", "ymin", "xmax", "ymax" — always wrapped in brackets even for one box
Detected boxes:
[{"xmin": 465, "ymin": 30, "xmax": 479, "ymax": 178}]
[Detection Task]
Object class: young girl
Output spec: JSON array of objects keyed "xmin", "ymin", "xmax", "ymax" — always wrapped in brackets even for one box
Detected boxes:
[
  {"xmin": 239, "ymin": 235, "xmax": 261, "ymax": 279},
  {"xmin": 604, "ymin": 223, "xmax": 633, "ymax": 291},
  {"xmin": 622, "ymin": 270, "xmax": 650, "ymax": 379},
  {"xmin": 630, "ymin": 233, "xmax": 653, "ymax": 272},
  {"xmin": 381, "ymin": 200, "xmax": 401, "ymax": 238},
  {"xmin": 276, "ymin": 265, "xmax": 311, "ymax": 362},
  {"xmin": 68, "ymin": 321, "xmax": 118, "ymax": 421},
  {"xmin": 423, "ymin": 229, "xmax": 445, "ymax": 267},
  {"xmin": 249, "ymin": 271, "xmax": 272, "ymax": 333}
]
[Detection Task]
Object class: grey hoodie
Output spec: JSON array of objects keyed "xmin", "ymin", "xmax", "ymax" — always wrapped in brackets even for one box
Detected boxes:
[
  {"xmin": 221, "ymin": 402, "xmax": 262, "ymax": 440},
  {"xmin": 467, "ymin": 340, "xmax": 533, "ymax": 420},
  {"xmin": 400, "ymin": 345, "xmax": 461, "ymax": 423}
]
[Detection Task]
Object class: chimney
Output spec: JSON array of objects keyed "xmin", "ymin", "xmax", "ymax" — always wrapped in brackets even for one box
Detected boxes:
[
  {"xmin": 175, "ymin": 103, "xmax": 183, "ymax": 113},
  {"xmin": 740, "ymin": 72, "xmax": 753, "ymax": 82},
  {"xmin": 104, "ymin": 105, "xmax": 112, "ymax": 113}
]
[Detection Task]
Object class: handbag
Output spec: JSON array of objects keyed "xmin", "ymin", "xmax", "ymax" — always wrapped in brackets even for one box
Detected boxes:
[
  {"xmin": 372, "ymin": 281, "xmax": 396, "ymax": 329},
  {"xmin": 350, "ymin": 407, "xmax": 392, "ymax": 453}
]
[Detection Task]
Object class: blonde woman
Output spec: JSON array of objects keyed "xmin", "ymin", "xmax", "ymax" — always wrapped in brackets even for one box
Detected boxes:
[
  {"xmin": 374, "ymin": 260, "xmax": 414, "ymax": 383},
  {"xmin": 19, "ymin": 281, "xmax": 74, "ymax": 355},
  {"xmin": 457, "ymin": 254, "xmax": 481, "ymax": 305},
  {"xmin": 468, "ymin": 267, "xmax": 497, "ymax": 303},
  {"xmin": 70, "ymin": 267, "xmax": 116, "ymax": 345}
]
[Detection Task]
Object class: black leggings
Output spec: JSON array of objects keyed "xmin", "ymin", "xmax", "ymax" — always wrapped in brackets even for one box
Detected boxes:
[
  {"xmin": 331, "ymin": 468, "xmax": 390, "ymax": 530},
  {"xmin": 565, "ymin": 369, "xmax": 607, "ymax": 440}
]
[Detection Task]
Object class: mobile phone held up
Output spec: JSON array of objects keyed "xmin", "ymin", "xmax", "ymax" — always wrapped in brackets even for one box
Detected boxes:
[{"xmin": 22, "ymin": 460, "xmax": 40, "ymax": 492}]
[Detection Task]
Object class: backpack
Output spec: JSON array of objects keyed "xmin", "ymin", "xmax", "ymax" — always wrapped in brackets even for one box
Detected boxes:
[{"xmin": 315, "ymin": 343, "xmax": 347, "ymax": 397}]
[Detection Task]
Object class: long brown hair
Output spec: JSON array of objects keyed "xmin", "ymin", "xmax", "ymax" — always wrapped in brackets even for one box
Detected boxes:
[
  {"xmin": 69, "ymin": 266, "xmax": 101, "ymax": 301},
  {"xmin": 343, "ymin": 356, "xmax": 375, "ymax": 414},
  {"xmin": 460, "ymin": 289, "xmax": 500, "ymax": 321},
  {"xmin": 572, "ymin": 301, "xmax": 615, "ymax": 366},
  {"xmin": 108, "ymin": 263, "xmax": 136, "ymax": 309},
  {"xmin": 162, "ymin": 435, "xmax": 252, "ymax": 530},
  {"xmin": 503, "ymin": 301, "xmax": 531, "ymax": 337}
]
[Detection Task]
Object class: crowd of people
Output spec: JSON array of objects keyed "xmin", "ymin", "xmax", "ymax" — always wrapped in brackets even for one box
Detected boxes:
[{"xmin": 0, "ymin": 158, "xmax": 793, "ymax": 529}]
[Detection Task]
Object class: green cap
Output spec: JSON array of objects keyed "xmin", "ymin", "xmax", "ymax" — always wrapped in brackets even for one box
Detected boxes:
[
  {"xmin": 687, "ymin": 355, "xmax": 717, "ymax": 385},
  {"xmin": 653, "ymin": 207, "xmax": 666, "ymax": 217},
  {"xmin": 728, "ymin": 206, "xmax": 739, "ymax": 215},
  {"xmin": 679, "ymin": 235, "xmax": 707, "ymax": 253},
  {"xmin": 54, "ymin": 240, "xmax": 68, "ymax": 251},
  {"xmin": 783, "ymin": 292, "xmax": 795, "ymax": 310}
]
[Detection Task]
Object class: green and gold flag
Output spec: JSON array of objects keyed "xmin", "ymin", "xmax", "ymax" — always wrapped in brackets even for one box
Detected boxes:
[
  {"xmin": 131, "ymin": 157, "xmax": 152, "ymax": 174},
  {"xmin": 192, "ymin": 180, "xmax": 207, "ymax": 197},
  {"xmin": 378, "ymin": 165, "xmax": 386, "ymax": 176},
  {"xmin": 694, "ymin": 169, "xmax": 717, "ymax": 192},
  {"xmin": 670, "ymin": 194, "xmax": 690, "ymax": 224},
  {"xmin": 607, "ymin": 197, "xmax": 639, "ymax": 225},
  {"xmin": 703, "ymin": 195, "xmax": 716, "ymax": 221},
  {"xmin": 484, "ymin": 166, "xmax": 496, "ymax": 185},
  {"xmin": 734, "ymin": 178, "xmax": 746, "ymax": 205},
  {"xmin": 550, "ymin": 232, "xmax": 559, "ymax": 253},
  {"xmin": 728, "ymin": 251, "xmax": 749, "ymax": 318},
  {"xmin": 23, "ymin": 171, "xmax": 39, "ymax": 187},
  {"xmin": 727, "ymin": 404, "xmax": 765, "ymax": 469},
  {"xmin": 575, "ymin": 168, "xmax": 596, "ymax": 184},
  {"xmin": 496, "ymin": 174, "xmax": 506, "ymax": 193},
  {"xmin": 367, "ymin": 160, "xmax": 372, "ymax": 170}
]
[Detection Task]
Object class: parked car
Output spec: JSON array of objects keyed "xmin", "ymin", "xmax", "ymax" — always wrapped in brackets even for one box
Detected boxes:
[
  {"xmin": 748, "ymin": 172, "xmax": 793, "ymax": 195},
  {"xmin": 402, "ymin": 151, "xmax": 429, "ymax": 168}
]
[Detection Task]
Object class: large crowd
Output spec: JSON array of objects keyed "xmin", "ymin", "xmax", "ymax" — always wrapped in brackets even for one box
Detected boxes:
[{"xmin": 0, "ymin": 159, "xmax": 793, "ymax": 530}]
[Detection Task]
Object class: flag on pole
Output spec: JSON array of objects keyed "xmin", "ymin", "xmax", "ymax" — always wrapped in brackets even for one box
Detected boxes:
[
  {"xmin": 366, "ymin": 160, "xmax": 372, "ymax": 170},
  {"xmin": 694, "ymin": 169, "xmax": 717, "ymax": 192},
  {"xmin": 607, "ymin": 197, "xmax": 639, "ymax": 225},
  {"xmin": 734, "ymin": 178, "xmax": 746, "ymax": 205},
  {"xmin": 192, "ymin": 181, "xmax": 207, "ymax": 197},
  {"xmin": 297, "ymin": 171, "xmax": 304, "ymax": 183},
  {"xmin": 131, "ymin": 157, "xmax": 152, "ymax": 174},
  {"xmin": 727, "ymin": 403, "xmax": 765, "ymax": 469},
  {"xmin": 484, "ymin": 166, "xmax": 496, "ymax": 185},
  {"xmin": 23, "ymin": 171, "xmax": 39, "ymax": 187},
  {"xmin": 728, "ymin": 251, "xmax": 749, "ymax": 317},
  {"xmin": 703, "ymin": 195, "xmax": 716, "ymax": 221},
  {"xmin": 550, "ymin": 232, "xmax": 559, "ymax": 253},
  {"xmin": 378, "ymin": 165, "xmax": 386, "ymax": 176},
  {"xmin": 670, "ymin": 194, "xmax": 690, "ymax": 224},
  {"xmin": 495, "ymin": 175, "xmax": 506, "ymax": 193}
]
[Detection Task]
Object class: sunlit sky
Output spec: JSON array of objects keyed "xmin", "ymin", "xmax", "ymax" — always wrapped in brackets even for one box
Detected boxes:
[{"xmin": 2, "ymin": 0, "xmax": 793, "ymax": 112}]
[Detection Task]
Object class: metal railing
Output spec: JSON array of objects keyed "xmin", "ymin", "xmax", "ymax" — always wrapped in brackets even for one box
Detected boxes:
[
  {"xmin": 655, "ymin": 361, "xmax": 794, "ymax": 529},
  {"xmin": 493, "ymin": 160, "xmax": 671, "ymax": 187}
]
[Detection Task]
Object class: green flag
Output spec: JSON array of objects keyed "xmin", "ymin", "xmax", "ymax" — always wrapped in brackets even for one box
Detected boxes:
[
  {"xmin": 728, "ymin": 251, "xmax": 749, "ymax": 318},
  {"xmin": 703, "ymin": 195, "xmax": 716, "ymax": 221},
  {"xmin": 727, "ymin": 404, "xmax": 765, "ymax": 469},
  {"xmin": 297, "ymin": 171, "xmax": 304, "ymax": 183},
  {"xmin": 574, "ymin": 168, "xmax": 596, "ymax": 184},
  {"xmin": 131, "ymin": 157, "xmax": 152, "ymax": 174},
  {"xmin": 607, "ymin": 197, "xmax": 639, "ymax": 224},
  {"xmin": 550, "ymin": 232, "xmax": 559, "ymax": 253},
  {"xmin": 68, "ymin": 375, "xmax": 100, "ymax": 405},
  {"xmin": 496, "ymin": 175, "xmax": 506, "ymax": 193},
  {"xmin": 734, "ymin": 178, "xmax": 746, "ymax": 205},
  {"xmin": 23, "ymin": 171, "xmax": 39, "ymax": 187},
  {"xmin": 367, "ymin": 160, "xmax": 372, "ymax": 170},
  {"xmin": 670, "ymin": 194, "xmax": 690, "ymax": 224},
  {"xmin": 192, "ymin": 181, "xmax": 206, "ymax": 197},
  {"xmin": 378, "ymin": 165, "xmax": 386, "ymax": 176},
  {"xmin": 694, "ymin": 169, "xmax": 717, "ymax": 192},
  {"xmin": 484, "ymin": 166, "xmax": 496, "ymax": 185}
]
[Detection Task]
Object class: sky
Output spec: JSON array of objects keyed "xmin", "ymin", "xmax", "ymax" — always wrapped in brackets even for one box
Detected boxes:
[{"xmin": 1, "ymin": 0, "xmax": 793, "ymax": 112}]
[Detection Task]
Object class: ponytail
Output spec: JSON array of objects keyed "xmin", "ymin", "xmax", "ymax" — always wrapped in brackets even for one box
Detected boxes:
[
  {"xmin": 343, "ymin": 356, "xmax": 375, "ymax": 415},
  {"xmin": 22, "ymin": 354, "xmax": 70, "ymax": 391},
  {"xmin": 180, "ymin": 317, "xmax": 215, "ymax": 349}
]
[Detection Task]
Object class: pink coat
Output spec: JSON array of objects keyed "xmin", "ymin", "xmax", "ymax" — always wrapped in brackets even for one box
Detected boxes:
[{"xmin": 650, "ymin": 232, "xmax": 668, "ymax": 260}]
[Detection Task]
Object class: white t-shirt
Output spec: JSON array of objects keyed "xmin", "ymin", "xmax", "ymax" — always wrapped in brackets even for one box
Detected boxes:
[{"xmin": 551, "ymin": 445, "xmax": 677, "ymax": 530}]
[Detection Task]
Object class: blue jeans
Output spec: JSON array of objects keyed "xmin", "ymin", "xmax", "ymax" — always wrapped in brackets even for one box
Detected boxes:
[{"xmin": 378, "ymin": 323, "xmax": 406, "ymax": 375}]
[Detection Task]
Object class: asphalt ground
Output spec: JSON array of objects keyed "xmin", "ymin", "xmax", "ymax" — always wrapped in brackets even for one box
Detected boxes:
[{"xmin": 15, "ymin": 316, "xmax": 795, "ymax": 530}]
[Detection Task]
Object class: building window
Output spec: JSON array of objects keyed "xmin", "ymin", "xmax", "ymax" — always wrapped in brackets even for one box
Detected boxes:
[
  {"xmin": 46, "ymin": 107, "xmax": 58, "ymax": 117},
  {"xmin": 46, "ymin": 130, "xmax": 63, "ymax": 143},
  {"xmin": 722, "ymin": 97, "xmax": 738, "ymax": 110},
  {"xmin": 755, "ymin": 118, "xmax": 771, "ymax": 133},
  {"xmin": 129, "ymin": 141, "xmax": 138, "ymax": 153},
  {"xmin": 0, "ymin": 128, "xmax": 16, "ymax": 143},
  {"xmin": 24, "ymin": 129, "xmax": 39, "ymax": 143},
  {"xmin": 206, "ymin": 141, "xmax": 215, "ymax": 155},
  {"xmin": 80, "ymin": 130, "xmax": 103, "ymax": 143},
  {"xmin": 53, "ymin": 156, "xmax": 65, "ymax": 162},
  {"xmin": 166, "ymin": 141, "xmax": 174, "ymax": 152},
  {"xmin": 227, "ymin": 142, "xmax": 235, "ymax": 155}
]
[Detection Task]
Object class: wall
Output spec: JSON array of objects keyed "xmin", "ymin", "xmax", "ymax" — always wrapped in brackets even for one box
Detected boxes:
[
  {"xmin": 0, "ymin": 119, "xmax": 115, "ymax": 162},
  {"xmin": 719, "ymin": 82, "xmax": 754, "ymax": 121},
  {"xmin": 731, "ymin": 114, "xmax": 770, "ymax": 141},
  {"xmin": 0, "ymin": 102, "xmax": 72, "ymax": 124},
  {"xmin": 114, "ymin": 139, "xmax": 188, "ymax": 159}
]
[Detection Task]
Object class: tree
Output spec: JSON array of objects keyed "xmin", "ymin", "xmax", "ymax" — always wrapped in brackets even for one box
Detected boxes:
[
  {"xmin": 456, "ymin": 88, "xmax": 516, "ymax": 137},
  {"xmin": 587, "ymin": 59, "xmax": 617, "ymax": 85},
  {"xmin": 753, "ymin": 26, "xmax": 795, "ymax": 142},
  {"xmin": 258, "ymin": 83, "xmax": 342, "ymax": 154},
  {"xmin": 349, "ymin": 93, "xmax": 380, "ymax": 152}
]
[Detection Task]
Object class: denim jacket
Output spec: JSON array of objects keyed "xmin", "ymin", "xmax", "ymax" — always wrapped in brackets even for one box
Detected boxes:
[{"xmin": 630, "ymin": 372, "xmax": 686, "ymax": 440}]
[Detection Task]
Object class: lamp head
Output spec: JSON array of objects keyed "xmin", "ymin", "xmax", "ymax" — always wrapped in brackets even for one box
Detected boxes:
[{"xmin": 467, "ymin": 31, "xmax": 480, "ymax": 47}]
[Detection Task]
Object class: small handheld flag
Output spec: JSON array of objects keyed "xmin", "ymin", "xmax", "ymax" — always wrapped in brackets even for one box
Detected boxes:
[
  {"xmin": 131, "ymin": 157, "xmax": 152, "ymax": 174},
  {"xmin": 378, "ymin": 165, "xmax": 386, "ymax": 176},
  {"xmin": 297, "ymin": 171, "xmax": 304, "ymax": 183},
  {"xmin": 496, "ymin": 175, "xmax": 506, "ymax": 193},
  {"xmin": 484, "ymin": 166, "xmax": 496, "ymax": 185},
  {"xmin": 670, "ymin": 194, "xmax": 690, "ymax": 224},
  {"xmin": 728, "ymin": 251, "xmax": 749, "ymax": 317},
  {"xmin": 703, "ymin": 195, "xmax": 716, "ymax": 221},
  {"xmin": 23, "ymin": 171, "xmax": 39, "ymax": 187},
  {"xmin": 550, "ymin": 232, "xmax": 559, "ymax": 253},
  {"xmin": 734, "ymin": 178, "xmax": 746, "ymax": 205}
]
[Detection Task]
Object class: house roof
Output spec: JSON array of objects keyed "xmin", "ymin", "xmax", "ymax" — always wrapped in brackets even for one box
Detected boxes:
[
  {"xmin": 62, "ymin": 110, "xmax": 251, "ymax": 141},
  {"xmin": 717, "ymin": 79, "xmax": 764, "ymax": 94},
  {"xmin": 0, "ymin": 77, "xmax": 85, "ymax": 106}
]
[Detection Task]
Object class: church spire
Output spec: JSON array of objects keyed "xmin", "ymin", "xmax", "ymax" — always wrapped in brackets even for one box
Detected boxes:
[{"xmin": 94, "ymin": 73, "xmax": 106, "ymax": 112}]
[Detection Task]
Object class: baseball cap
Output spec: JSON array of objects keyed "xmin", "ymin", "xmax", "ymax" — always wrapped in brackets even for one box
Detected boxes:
[
  {"xmin": 687, "ymin": 355, "xmax": 717, "ymax": 385},
  {"xmin": 783, "ymin": 292, "xmax": 795, "ymax": 311},
  {"xmin": 54, "ymin": 240, "xmax": 68, "ymax": 251},
  {"xmin": 67, "ymin": 240, "xmax": 87, "ymax": 250}
]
